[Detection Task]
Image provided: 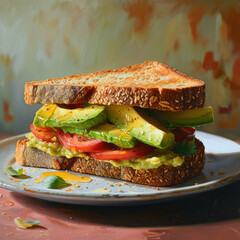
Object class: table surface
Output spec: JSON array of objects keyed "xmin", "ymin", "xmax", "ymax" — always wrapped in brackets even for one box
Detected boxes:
[{"xmin": 0, "ymin": 134, "xmax": 239, "ymax": 240}]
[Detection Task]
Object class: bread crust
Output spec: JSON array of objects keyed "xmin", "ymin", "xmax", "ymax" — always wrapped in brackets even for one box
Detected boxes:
[
  {"xmin": 25, "ymin": 61, "xmax": 205, "ymax": 111},
  {"xmin": 15, "ymin": 139, "xmax": 205, "ymax": 186}
]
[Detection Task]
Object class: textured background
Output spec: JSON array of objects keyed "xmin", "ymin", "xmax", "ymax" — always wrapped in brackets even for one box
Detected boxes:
[{"xmin": 0, "ymin": 0, "xmax": 239, "ymax": 139}]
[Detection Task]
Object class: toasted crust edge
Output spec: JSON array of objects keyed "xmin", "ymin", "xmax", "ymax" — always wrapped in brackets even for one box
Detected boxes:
[
  {"xmin": 24, "ymin": 61, "xmax": 205, "ymax": 111},
  {"xmin": 15, "ymin": 139, "xmax": 205, "ymax": 186}
]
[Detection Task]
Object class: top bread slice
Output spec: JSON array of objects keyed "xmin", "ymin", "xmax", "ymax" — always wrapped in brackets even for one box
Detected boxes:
[{"xmin": 25, "ymin": 61, "xmax": 205, "ymax": 111}]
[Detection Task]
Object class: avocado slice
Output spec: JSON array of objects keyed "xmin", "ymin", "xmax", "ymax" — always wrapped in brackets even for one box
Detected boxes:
[
  {"xmin": 145, "ymin": 107, "xmax": 214, "ymax": 128},
  {"xmin": 61, "ymin": 122, "xmax": 138, "ymax": 148},
  {"xmin": 33, "ymin": 104, "xmax": 107, "ymax": 129},
  {"xmin": 106, "ymin": 106, "xmax": 175, "ymax": 149}
]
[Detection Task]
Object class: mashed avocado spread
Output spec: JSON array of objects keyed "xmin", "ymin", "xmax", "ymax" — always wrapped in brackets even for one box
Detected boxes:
[
  {"xmin": 26, "ymin": 133, "xmax": 184, "ymax": 170},
  {"xmin": 26, "ymin": 133, "xmax": 89, "ymax": 159}
]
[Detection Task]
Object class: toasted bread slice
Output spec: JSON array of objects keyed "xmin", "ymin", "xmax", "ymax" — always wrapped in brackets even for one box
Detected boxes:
[
  {"xmin": 25, "ymin": 61, "xmax": 205, "ymax": 111},
  {"xmin": 15, "ymin": 138, "xmax": 205, "ymax": 186}
]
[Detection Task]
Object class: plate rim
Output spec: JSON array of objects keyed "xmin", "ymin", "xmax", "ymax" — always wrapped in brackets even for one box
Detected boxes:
[{"xmin": 0, "ymin": 132, "xmax": 239, "ymax": 204}]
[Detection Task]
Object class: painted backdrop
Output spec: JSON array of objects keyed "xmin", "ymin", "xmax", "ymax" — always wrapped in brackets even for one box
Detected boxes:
[{"xmin": 0, "ymin": 0, "xmax": 239, "ymax": 139}]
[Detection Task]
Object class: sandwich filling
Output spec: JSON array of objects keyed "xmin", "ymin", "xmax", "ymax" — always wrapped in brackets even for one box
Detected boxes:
[
  {"xmin": 26, "ymin": 103, "xmax": 213, "ymax": 170},
  {"xmin": 26, "ymin": 133, "xmax": 184, "ymax": 170}
]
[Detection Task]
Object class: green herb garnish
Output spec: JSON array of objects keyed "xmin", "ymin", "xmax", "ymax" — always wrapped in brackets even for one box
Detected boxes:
[
  {"xmin": 5, "ymin": 167, "xmax": 23, "ymax": 177},
  {"xmin": 44, "ymin": 175, "xmax": 71, "ymax": 189},
  {"xmin": 173, "ymin": 140, "xmax": 197, "ymax": 156},
  {"xmin": 14, "ymin": 217, "xmax": 40, "ymax": 229}
]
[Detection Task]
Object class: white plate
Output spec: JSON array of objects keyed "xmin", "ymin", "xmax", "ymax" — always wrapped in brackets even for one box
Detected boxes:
[{"xmin": 0, "ymin": 132, "xmax": 239, "ymax": 205}]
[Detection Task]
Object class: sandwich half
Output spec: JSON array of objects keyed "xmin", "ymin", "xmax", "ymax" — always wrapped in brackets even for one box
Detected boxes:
[{"xmin": 15, "ymin": 61, "xmax": 213, "ymax": 186}]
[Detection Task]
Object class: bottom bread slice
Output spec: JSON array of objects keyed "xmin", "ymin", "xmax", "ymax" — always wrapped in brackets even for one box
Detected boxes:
[{"xmin": 15, "ymin": 138, "xmax": 205, "ymax": 186}]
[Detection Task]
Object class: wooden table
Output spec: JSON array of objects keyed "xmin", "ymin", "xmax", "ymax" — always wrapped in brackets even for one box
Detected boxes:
[{"xmin": 0, "ymin": 134, "xmax": 239, "ymax": 240}]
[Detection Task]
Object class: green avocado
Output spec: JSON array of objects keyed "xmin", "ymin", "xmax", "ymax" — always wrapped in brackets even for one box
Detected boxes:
[
  {"xmin": 106, "ymin": 106, "xmax": 175, "ymax": 149},
  {"xmin": 145, "ymin": 107, "xmax": 214, "ymax": 128},
  {"xmin": 33, "ymin": 104, "xmax": 107, "ymax": 129},
  {"xmin": 61, "ymin": 122, "xmax": 138, "ymax": 148}
]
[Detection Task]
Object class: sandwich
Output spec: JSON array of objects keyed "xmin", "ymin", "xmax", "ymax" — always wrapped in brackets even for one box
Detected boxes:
[{"xmin": 15, "ymin": 61, "xmax": 213, "ymax": 186}]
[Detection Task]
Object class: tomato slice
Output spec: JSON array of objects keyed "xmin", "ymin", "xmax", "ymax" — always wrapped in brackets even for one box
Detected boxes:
[
  {"xmin": 172, "ymin": 127, "xmax": 195, "ymax": 143},
  {"xmin": 179, "ymin": 127, "xmax": 196, "ymax": 135},
  {"xmin": 30, "ymin": 124, "xmax": 58, "ymax": 142},
  {"xmin": 89, "ymin": 143, "xmax": 154, "ymax": 161},
  {"xmin": 58, "ymin": 130, "xmax": 110, "ymax": 153},
  {"xmin": 57, "ymin": 104, "xmax": 84, "ymax": 109}
]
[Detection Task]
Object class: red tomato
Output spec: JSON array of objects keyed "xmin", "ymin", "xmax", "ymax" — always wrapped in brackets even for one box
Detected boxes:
[
  {"xmin": 30, "ymin": 124, "xmax": 58, "ymax": 142},
  {"xmin": 57, "ymin": 104, "xmax": 84, "ymax": 109},
  {"xmin": 89, "ymin": 143, "xmax": 154, "ymax": 161},
  {"xmin": 179, "ymin": 127, "xmax": 196, "ymax": 134},
  {"xmin": 172, "ymin": 127, "xmax": 195, "ymax": 143},
  {"xmin": 58, "ymin": 130, "xmax": 110, "ymax": 153}
]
